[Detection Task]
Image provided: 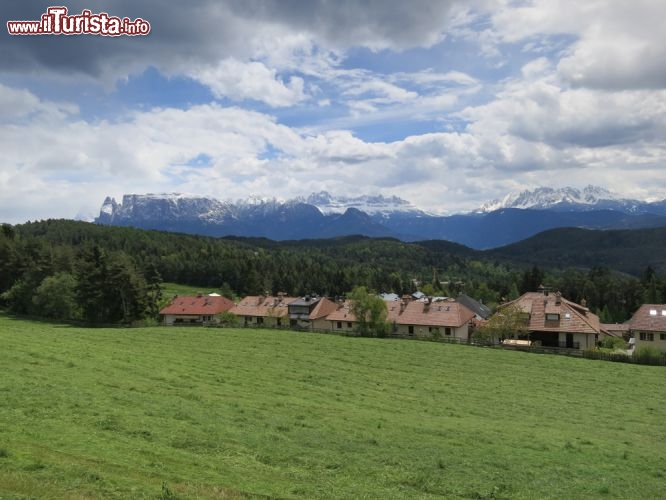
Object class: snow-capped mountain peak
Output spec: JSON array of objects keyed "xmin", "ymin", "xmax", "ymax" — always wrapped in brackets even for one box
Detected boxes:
[
  {"xmin": 477, "ymin": 185, "xmax": 625, "ymax": 212},
  {"xmin": 304, "ymin": 191, "xmax": 423, "ymax": 216}
]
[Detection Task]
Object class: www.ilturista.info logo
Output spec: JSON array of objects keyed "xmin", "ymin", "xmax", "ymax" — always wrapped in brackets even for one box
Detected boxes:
[{"xmin": 7, "ymin": 6, "xmax": 150, "ymax": 36}]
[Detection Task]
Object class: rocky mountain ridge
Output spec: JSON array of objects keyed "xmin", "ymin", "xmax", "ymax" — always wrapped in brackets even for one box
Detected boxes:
[{"xmin": 95, "ymin": 187, "xmax": 666, "ymax": 249}]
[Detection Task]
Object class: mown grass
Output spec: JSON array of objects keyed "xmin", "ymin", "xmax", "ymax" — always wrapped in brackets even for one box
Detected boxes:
[
  {"xmin": 0, "ymin": 315, "xmax": 665, "ymax": 499},
  {"xmin": 160, "ymin": 283, "xmax": 223, "ymax": 299}
]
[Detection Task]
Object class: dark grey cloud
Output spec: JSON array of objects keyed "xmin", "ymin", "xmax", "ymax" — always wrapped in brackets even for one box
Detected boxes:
[
  {"xmin": 229, "ymin": 0, "xmax": 455, "ymax": 49},
  {"xmin": 2, "ymin": 1, "xmax": 254, "ymax": 80},
  {"xmin": 1, "ymin": 0, "xmax": 455, "ymax": 81},
  {"xmin": 559, "ymin": 49, "xmax": 666, "ymax": 91}
]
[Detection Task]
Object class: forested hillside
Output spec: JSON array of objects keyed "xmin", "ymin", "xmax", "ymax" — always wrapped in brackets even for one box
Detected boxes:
[
  {"xmin": 488, "ymin": 226, "xmax": 666, "ymax": 275},
  {"xmin": 1, "ymin": 220, "xmax": 665, "ymax": 325}
]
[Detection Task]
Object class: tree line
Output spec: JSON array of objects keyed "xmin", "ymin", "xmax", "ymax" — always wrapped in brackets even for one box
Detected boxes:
[{"xmin": 1, "ymin": 219, "xmax": 665, "ymax": 325}]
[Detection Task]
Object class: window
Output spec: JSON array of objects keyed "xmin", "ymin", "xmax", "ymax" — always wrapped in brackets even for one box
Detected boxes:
[
  {"xmin": 256, "ymin": 317, "xmax": 264, "ymax": 325},
  {"xmin": 661, "ymin": 334, "xmax": 666, "ymax": 341},
  {"xmin": 276, "ymin": 318, "xmax": 281, "ymax": 326},
  {"xmin": 640, "ymin": 332, "xmax": 654, "ymax": 341},
  {"xmin": 337, "ymin": 321, "xmax": 342, "ymax": 329},
  {"xmin": 445, "ymin": 327, "xmax": 452, "ymax": 336},
  {"xmin": 546, "ymin": 313, "xmax": 560, "ymax": 321},
  {"xmin": 650, "ymin": 309, "xmax": 657, "ymax": 316},
  {"xmin": 347, "ymin": 322, "xmax": 352, "ymax": 328},
  {"xmin": 408, "ymin": 325, "xmax": 414, "ymax": 336}
]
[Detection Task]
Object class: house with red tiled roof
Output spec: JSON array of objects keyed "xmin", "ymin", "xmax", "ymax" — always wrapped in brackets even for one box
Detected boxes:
[
  {"xmin": 392, "ymin": 298, "xmax": 476, "ymax": 341},
  {"xmin": 326, "ymin": 300, "xmax": 358, "ymax": 334},
  {"xmin": 228, "ymin": 294, "xmax": 297, "ymax": 328},
  {"xmin": 288, "ymin": 296, "xmax": 338, "ymax": 330},
  {"xmin": 500, "ymin": 291, "xmax": 605, "ymax": 349},
  {"xmin": 326, "ymin": 296, "xmax": 475, "ymax": 340},
  {"xmin": 160, "ymin": 293, "xmax": 235, "ymax": 326},
  {"xmin": 628, "ymin": 304, "xmax": 666, "ymax": 352}
]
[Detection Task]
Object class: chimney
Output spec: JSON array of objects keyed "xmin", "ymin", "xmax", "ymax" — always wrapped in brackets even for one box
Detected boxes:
[
  {"xmin": 555, "ymin": 292, "xmax": 562, "ymax": 305},
  {"xmin": 400, "ymin": 300, "xmax": 406, "ymax": 314}
]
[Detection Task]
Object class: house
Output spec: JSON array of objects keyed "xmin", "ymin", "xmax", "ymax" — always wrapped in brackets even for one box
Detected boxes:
[
  {"xmin": 456, "ymin": 293, "xmax": 492, "ymax": 320},
  {"xmin": 228, "ymin": 294, "xmax": 297, "ymax": 327},
  {"xmin": 628, "ymin": 304, "xmax": 666, "ymax": 352},
  {"xmin": 160, "ymin": 293, "xmax": 235, "ymax": 326},
  {"xmin": 326, "ymin": 297, "xmax": 406, "ymax": 334},
  {"xmin": 288, "ymin": 295, "xmax": 338, "ymax": 330},
  {"xmin": 326, "ymin": 295, "xmax": 474, "ymax": 340},
  {"xmin": 499, "ymin": 291, "xmax": 604, "ymax": 349},
  {"xmin": 392, "ymin": 298, "xmax": 475, "ymax": 340},
  {"xmin": 326, "ymin": 300, "xmax": 358, "ymax": 333}
]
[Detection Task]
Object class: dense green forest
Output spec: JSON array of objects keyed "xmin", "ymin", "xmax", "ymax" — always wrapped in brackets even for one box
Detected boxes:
[{"xmin": 1, "ymin": 219, "xmax": 665, "ymax": 325}]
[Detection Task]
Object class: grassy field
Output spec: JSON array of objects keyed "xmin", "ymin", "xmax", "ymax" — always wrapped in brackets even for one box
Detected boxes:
[
  {"xmin": 0, "ymin": 316, "xmax": 665, "ymax": 499},
  {"xmin": 160, "ymin": 283, "xmax": 228, "ymax": 300}
]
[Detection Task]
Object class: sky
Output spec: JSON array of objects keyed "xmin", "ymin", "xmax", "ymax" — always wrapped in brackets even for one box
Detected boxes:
[{"xmin": 1, "ymin": 0, "xmax": 665, "ymax": 223}]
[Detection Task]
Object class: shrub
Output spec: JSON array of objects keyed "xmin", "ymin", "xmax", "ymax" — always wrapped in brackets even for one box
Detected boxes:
[
  {"xmin": 216, "ymin": 311, "xmax": 239, "ymax": 327},
  {"xmin": 634, "ymin": 345, "xmax": 665, "ymax": 364},
  {"xmin": 601, "ymin": 336, "xmax": 626, "ymax": 350}
]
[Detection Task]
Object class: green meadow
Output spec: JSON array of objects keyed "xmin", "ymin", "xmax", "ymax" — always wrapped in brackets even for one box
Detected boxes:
[
  {"xmin": 160, "ymin": 283, "xmax": 223, "ymax": 300},
  {"xmin": 0, "ymin": 315, "xmax": 664, "ymax": 499}
]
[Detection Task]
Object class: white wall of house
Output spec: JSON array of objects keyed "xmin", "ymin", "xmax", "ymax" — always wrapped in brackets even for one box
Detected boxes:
[
  {"xmin": 311, "ymin": 317, "xmax": 331, "ymax": 331},
  {"xmin": 329, "ymin": 320, "xmax": 356, "ymax": 333},
  {"xmin": 634, "ymin": 331, "xmax": 666, "ymax": 352},
  {"xmin": 241, "ymin": 315, "xmax": 285, "ymax": 328},
  {"xmin": 394, "ymin": 323, "xmax": 468, "ymax": 340},
  {"xmin": 163, "ymin": 314, "xmax": 217, "ymax": 326},
  {"xmin": 557, "ymin": 332, "xmax": 594, "ymax": 349}
]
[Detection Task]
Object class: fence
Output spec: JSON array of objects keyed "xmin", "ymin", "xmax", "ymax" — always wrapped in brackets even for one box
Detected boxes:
[
  {"xmin": 582, "ymin": 349, "xmax": 666, "ymax": 366},
  {"xmin": 204, "ymin": 322, "xmax": 666, "ymax": 366}
]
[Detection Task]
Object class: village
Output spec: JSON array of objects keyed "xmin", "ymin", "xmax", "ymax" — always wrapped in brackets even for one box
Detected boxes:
[{"xmin": 159, "ymin": 287, "xmax": 666, "ymax": 357}]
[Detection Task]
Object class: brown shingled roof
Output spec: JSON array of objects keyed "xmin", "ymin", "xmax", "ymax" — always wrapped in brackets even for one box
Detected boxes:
[
  {"xmin": 326, "ymin": 300, "xmax": 357, "ymax": 322},
  {"xmin": 229, "ymin": 295, "xmax": 297, "ymax": 318},
  {"xmin": 629, "ymin": 304, "xmax": 666, "ymax": 332},
  {"xmin": 308, "ymin": 298, "xmax": 338, "ymax": 320},
  {"xmin": 159, "ymin": 295, "xmax": 235, "ymax": 316},
  {"xmin": 501, "ymin": 292, "xmax": 602, "ymax": 335},
  {"xmin": 396, "ymin": 299, "xmax": 475, "ymax": 328}
]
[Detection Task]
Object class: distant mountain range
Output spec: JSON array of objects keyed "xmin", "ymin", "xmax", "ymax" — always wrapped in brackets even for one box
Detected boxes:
[
  {"xmin": 95, "ymin": 186, "xmax": 666, "ymax": 249},
  {"xmin": 476, "ymin": 185, "xmax": 666, "ymax": 213}
]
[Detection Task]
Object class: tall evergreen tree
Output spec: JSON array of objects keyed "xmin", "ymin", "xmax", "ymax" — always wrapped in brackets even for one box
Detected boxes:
[{"xmin": 76, "ymin": 246, "xmax": 110, "ymax": 324}]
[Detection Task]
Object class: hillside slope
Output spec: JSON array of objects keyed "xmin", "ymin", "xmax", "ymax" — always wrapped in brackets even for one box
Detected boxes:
[
  {"xmin": 488, "ymin": 227, "xmax": 666, "ymax": 275},
  {"xmin": 1, "ymin": 317, "xmax": 663, "ymax": 498}
]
